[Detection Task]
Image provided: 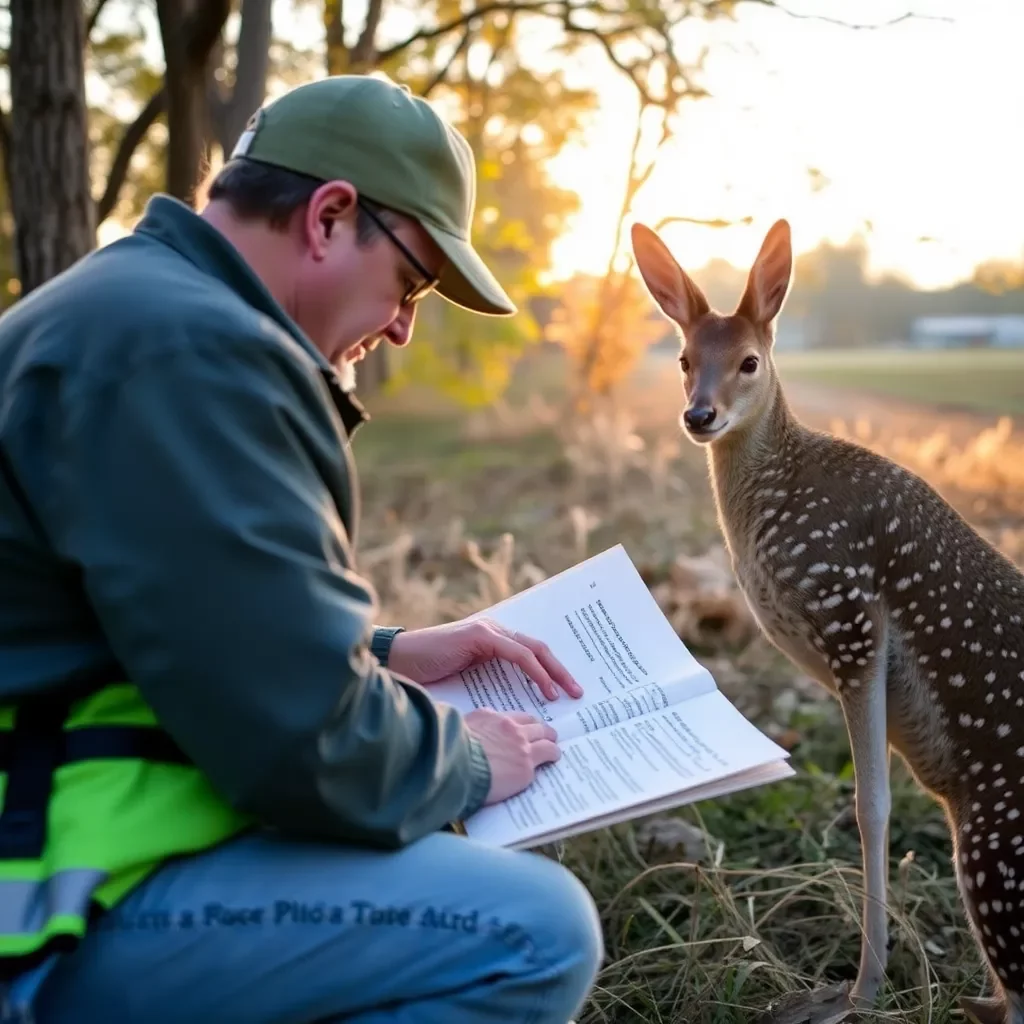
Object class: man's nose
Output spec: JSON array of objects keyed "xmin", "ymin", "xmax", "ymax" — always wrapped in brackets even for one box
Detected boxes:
[{"xmin": 385, "ymin": 305, "xmax": 416, "ymax": 347}]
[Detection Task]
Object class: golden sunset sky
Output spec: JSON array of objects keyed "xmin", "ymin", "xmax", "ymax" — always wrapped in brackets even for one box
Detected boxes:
[
  {"xmin": 541, "ymin": 0, "xmax": 1022, "ymax": 289},
  {"xmin": 97, "ymin": 0, "xmax": 1022, "ymax": 293}
]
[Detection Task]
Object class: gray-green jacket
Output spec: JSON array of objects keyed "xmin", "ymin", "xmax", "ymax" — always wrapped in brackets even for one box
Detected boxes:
[{"xmin": 0, "ymin": 194, "xmax": 491, "ymax": 848}]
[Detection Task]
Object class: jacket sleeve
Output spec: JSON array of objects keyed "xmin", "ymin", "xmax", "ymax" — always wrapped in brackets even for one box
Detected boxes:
[{"xmin": 33, "ymin": 337, "xmax": 491, "ymax": 848}]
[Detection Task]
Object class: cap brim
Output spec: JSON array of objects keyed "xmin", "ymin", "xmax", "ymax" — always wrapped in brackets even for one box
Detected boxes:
[{"xmin": 420, "ymin": 222, "xmax": 517, "ymax": 316}]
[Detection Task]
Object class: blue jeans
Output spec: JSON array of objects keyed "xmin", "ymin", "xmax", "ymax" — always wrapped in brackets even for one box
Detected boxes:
[{"xmin": 3, "ymin": 831, "xmax": 603, "ymax": 1023}]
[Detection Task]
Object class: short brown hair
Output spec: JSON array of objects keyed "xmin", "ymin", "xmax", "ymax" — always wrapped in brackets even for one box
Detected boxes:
[{"xmin": 203, "ymin": 157, "xmax": 398, "ymax": 243}]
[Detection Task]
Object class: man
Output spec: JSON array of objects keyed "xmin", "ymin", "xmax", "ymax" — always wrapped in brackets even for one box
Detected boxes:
[{"xmin": 0, "ymin": 74, "xmax": 603, "ymax": 1023}]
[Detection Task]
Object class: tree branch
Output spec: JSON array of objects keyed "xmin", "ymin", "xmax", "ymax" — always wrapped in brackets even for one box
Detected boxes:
[
  {"xmin": 578, "ymin": 100, "xmax": 650, "ymax": 390},
  {"xmin": 86, "ymin": 0, "xmax": 112, "ymax": 39},
  {"xmin": 421, "ymin": 27, "xmax": 473, "ymax": 99},
  {"xmin": 653, "ymin": 213, "xmax": 754, "ymax": 231},
  {"xmin": 378, "ymin": 1, "xmax": 572, "ymax": 59},
  {"xmin": 560, "ymin": 15, "xmax": 653, "ymax": 102},
  {"xmin": 738, "ymin": 0, "xmax": 951, "ymax": 30},
  {"xmin": 378, "ymin": 0, "xmax": 701, "ymax": 107},
  {"xmin": 630, "ymin": 108, "xmax": 673, "ymax": 202},
  {"xmin": 351, "ymin": 0, "xmax": 385, "ymax": 68},
  {"xmin": 95, "ymin": 87, "xmax": 165, "ymax": 223}
]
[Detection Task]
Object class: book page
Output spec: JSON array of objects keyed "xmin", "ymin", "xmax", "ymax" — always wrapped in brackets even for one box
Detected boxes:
[
  {"xmin": 426, "ymin": 545, "xmax": 716, "ymax": 739},
  {"xmin": 461, "ymin": 689, "xmax": 792, "ymax": 848},
  {"xmin": 506, "ymin": 760, "xmax": 796, "ymax": 850}
]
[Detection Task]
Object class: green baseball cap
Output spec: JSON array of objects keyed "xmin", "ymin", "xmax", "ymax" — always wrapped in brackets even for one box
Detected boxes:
[{"xmin": 230, "ymin": 74, "xmax": 516, "ymax": 316}]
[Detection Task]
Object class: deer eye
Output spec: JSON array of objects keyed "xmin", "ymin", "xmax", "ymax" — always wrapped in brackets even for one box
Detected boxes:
[
  {"xmin": 680, "ymin": 355, "xmax": 690, "ymax": 374},
  {"xmin": 740, "ymin": 355, "xmax": 759, "ymax": 374}
]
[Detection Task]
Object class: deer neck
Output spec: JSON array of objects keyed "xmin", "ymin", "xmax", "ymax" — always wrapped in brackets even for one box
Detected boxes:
[{"xmin": 706, "ymin": 380, "xmax": 799, "ymax": 554}]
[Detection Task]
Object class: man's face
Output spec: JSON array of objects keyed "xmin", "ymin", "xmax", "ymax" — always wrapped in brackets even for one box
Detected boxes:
[{"xmin": 292, "ymin": 181, "xmax": 445, "ymax": 367}]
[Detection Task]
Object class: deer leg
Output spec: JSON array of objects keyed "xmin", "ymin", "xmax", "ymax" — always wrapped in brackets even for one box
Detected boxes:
[
  {"xmin": 959, "ymin": 995, "xmax": 1007, "ymax": 1024},
  {"xmin": 838, "ymin": 652, "xmax": 892, "ymax": 1008},
  {"xmin": 755, "ymin": 654, "xmax": 891, "ymax": 1024}
]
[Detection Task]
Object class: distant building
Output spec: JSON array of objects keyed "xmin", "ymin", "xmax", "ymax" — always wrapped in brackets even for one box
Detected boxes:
[{"xmin": 909, "ymin": 315, "xmax": 1024, "ymax": 349}]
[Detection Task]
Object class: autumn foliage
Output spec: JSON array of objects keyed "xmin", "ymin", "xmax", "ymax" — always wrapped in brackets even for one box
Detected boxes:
[{"xmin": 545, "ymin": 268, "xmax": 670, "ymax": 402}]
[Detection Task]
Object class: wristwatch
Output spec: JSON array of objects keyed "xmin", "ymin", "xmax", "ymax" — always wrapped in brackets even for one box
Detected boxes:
[{"xmin": 369, "ymin": 625, "xmax": 405, "ymax": 667}]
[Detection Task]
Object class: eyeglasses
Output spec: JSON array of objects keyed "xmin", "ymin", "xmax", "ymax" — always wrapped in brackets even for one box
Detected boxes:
[{"xmin": 357, "ymin": 198, "xmax": 440, "ymax": 307}]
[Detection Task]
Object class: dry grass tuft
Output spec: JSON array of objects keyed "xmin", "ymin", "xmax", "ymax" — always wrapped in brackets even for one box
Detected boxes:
[{"xmin": 831, "ymin": 413, "xmax": 1024, "ymax": 510}]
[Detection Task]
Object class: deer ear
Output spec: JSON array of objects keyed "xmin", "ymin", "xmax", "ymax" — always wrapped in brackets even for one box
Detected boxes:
[
  {"xmin": 630, "ymin": 222, "xmax": 710, "ymax": 333},
  {"xmin": 737, "ymin": 219, "xmax": 793, "ymax": 327}
]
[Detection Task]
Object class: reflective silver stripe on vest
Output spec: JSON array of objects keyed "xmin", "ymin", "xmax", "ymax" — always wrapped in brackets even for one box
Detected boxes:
[{"xmin": 0, "ymin": 870, "xmax": 106, "ymax": 934}]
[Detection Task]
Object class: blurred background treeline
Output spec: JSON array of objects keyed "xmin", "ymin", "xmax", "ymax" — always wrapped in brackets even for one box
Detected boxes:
[
  {"xmin": 3, "ymin": 0, "xmax": 1022, "ymax": 406},
  {"xmin": 3, "ymin": 2, "xmax": 1024, "ymax": 1020}
]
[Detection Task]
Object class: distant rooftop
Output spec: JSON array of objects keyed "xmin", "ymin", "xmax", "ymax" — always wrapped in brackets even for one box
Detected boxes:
[
  {"xmin": 910, "ymin": 314, "xmax": 1024, "ymax": 346},
  {"xmin": 912, "ymin": 314, "xmax": 1024, "ymax": 333}
]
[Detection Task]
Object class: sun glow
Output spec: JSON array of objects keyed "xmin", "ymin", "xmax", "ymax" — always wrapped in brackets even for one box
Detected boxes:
[
  {"xmin": 90, "ymin": 0, "xmax": 1022, "ymax": 296},
  {"xmin": 97, "ymin": 220, "xmax": 131, "ymax": 248},
  {"xmin": 542, "ymin": 0, "xmax": 1024, "ymax": 291}
]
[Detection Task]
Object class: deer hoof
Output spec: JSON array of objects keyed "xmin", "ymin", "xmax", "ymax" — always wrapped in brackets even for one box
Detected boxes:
[{"xmin": 755, "ymin": 982, "xmax": 856, "ymax": 1024}]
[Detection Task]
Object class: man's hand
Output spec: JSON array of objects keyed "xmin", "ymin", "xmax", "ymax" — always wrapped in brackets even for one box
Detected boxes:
[
  {"xmin": 464, "ymin": 709, "xmax": 561, "ymax": 806},
  {"xmin": 387, "ymin": 618, "xmax": 583, "ymax": 701}
]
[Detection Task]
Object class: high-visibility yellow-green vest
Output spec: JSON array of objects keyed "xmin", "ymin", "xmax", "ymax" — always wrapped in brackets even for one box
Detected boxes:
[{"xmin": 0, "ymin": 679, "xmax": 254, "ymax": 972}]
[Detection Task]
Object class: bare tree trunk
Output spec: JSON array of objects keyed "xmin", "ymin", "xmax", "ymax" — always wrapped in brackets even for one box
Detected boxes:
[
  {"xmin": 100, "ymin": 0, "xmax": 266, "ymax": 222},
  {"xmin": 325, "ymin": 0, "xmax": 392, "ymax": 395},
  {"xmin": 350, "ymin": 0, "xmax": 385, "ymax": 70},
  {"xmin": 324, "ymin": 0, "xmax": 347, "ymax": 74},
  {"xmin": 213, "ymin": 0, "xmax": 274, "ymax": 155},
  {"xmin": 156, "ymin": 0, "xmax": 232, "ymax": 204},
  {"xmin": 7, "ymin": 0, "xmax": 95, "ymax": 294}
]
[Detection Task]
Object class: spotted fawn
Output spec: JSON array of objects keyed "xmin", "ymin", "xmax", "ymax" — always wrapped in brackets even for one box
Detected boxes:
[{"xmin": 631, "ymin": 218, "xmax": 1024, "ymax": 1024}]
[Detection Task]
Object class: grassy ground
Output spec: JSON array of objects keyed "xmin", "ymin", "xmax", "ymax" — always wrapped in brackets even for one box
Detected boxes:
[
  {"xmin": 352, "ymin": 354, "xmax": 1024, "ymax": 1023},
  {"xmin": 776, "ymin": 346, "xmax": 1024, "ymax": 417}
]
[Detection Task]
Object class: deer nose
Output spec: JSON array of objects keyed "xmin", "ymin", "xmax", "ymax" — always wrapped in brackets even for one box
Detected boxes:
[{"xmin": 684, "ymin": 405, "xmax": 717, "ymax": 432}]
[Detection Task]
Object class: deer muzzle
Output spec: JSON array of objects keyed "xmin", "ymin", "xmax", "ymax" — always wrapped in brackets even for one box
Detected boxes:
[{"xmin": 683, "ymin": 402, "xmax": 718, "ymax": 434}]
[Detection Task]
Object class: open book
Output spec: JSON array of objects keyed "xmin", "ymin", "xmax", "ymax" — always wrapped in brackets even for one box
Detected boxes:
[{"xmin": 428, "ymin": 544, "xmax": 794, "ymax": 850}]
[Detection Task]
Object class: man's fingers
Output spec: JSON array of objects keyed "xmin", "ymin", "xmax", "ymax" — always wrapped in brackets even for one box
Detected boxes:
[
  {"xmin": 505, "ymin": 710, "xmax": 542, "ymax": 725},
  {"xmin": 505, "ymin": 710, "xmax": 544, "ymax": 726},
  {"xmin": 494, "ymin": 712, "xmax": 557, "ymax": 743},
  {"xmin": 522, "ymin": 720, "xmax": 559, "ymax": 744},
  {"xmin": 514, "ymin": 633, "xmax": 583, "ymax": 698},
  {"xmin": 490, "ymin": 636, "xmax": 559, "ymax": 700},
  {"xmin": 530, "ymin": 739, "xmax": 561, "ymax": 767},
  {"xmin": 478, "ymin": 623, "xmax": 584, "ymax": 700}
]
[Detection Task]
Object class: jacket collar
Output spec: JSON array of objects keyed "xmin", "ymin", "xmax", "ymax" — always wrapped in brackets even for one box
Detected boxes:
[{"xmin": 132, "ymin": 194, "xmax": 369, "ymax": 438}]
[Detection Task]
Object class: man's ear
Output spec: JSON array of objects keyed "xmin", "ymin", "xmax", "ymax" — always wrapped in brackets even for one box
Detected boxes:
[
  {"xmin": 630, "ymin": 222, "xmax": 710, "ymax": 332},
  {"xmin": 304, "ymin": 180, "xmax": 359, "ymax": 260}
]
